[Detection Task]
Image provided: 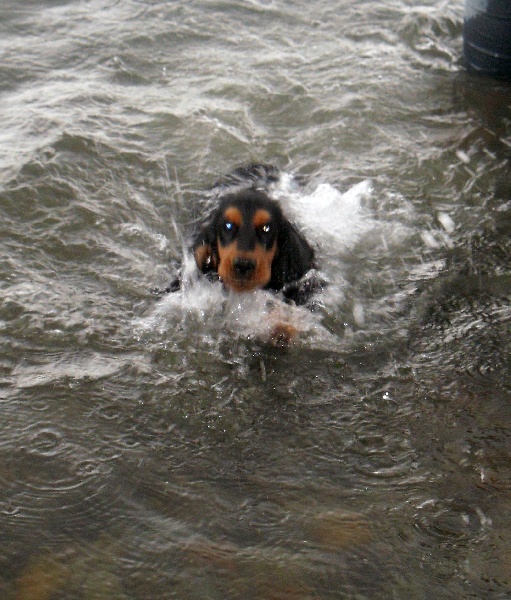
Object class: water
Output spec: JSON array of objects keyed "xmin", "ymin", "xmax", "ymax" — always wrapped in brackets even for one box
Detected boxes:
[{"xmin": 1, "ymin": 0, "xmax": 510, "ymax": 598}]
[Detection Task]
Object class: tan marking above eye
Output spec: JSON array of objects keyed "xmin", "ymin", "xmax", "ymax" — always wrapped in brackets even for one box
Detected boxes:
[
  {"xmin": 223, "ymin": 207, "xmax": 243, "ymax": 227},
  {"xmin": 252, "ymin": 209, "xmax": 272, "ymax": 229}
]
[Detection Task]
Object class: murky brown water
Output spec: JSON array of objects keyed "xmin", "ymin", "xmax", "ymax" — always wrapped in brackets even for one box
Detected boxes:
[{"xmin": 1, "ymin": 1, "xmax": 510, "ymax": 598}]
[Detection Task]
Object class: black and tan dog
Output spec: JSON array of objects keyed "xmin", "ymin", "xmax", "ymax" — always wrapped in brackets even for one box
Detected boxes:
[
  {"xmin": 162, "ymin": 166, "xmax": 323, "ymax": 343},
  {"xmin": 192, "ymin": 188, "xmax": 317, "ymax": 299},
  {"xmin": 164, "ymin": 165, "xmax": 322, "ymax": 304}
]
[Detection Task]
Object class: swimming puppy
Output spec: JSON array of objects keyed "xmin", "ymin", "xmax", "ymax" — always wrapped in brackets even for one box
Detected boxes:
[
  {"xmin": 192, "ymin": 188, "xmax": 317, "ymax": 299},
  {"xmin": 159, "ymin": 166, "xmax": 323, "ymax": 345}
]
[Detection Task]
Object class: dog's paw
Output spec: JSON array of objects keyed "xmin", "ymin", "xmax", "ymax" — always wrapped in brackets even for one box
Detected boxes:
[{"xmin": 268, "ymin": 323, "xmax": 297, "ymax": 348}]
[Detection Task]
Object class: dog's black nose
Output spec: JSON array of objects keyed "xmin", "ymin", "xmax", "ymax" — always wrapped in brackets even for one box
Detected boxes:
[{"xmin": 233, "ymin": 257, "xmax": 256, "ymax": 278}]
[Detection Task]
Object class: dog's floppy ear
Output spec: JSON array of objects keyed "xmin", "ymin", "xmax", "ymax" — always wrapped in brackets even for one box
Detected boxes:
[
  {"xmin": 267, "ymin": 221, "xmax": 315, "ymax": 290},
  {"xmin": 192, "ymin": 213, "xmax": 219, "ymax": 274}
]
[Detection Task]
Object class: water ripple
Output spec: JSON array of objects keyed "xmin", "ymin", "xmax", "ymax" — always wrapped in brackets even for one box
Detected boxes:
[
  {"xmin": 414, "ymin": 498, "xmax": 491, "ymax": 545},
  {"xmin": 26, "ymin": 427, "xmax": 62, "ymax": 458}
]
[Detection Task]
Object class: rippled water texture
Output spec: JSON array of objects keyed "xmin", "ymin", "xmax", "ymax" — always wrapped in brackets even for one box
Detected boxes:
[{"xmin": 1, "ymin": 1, "xmax": 511, "ymax": 598}]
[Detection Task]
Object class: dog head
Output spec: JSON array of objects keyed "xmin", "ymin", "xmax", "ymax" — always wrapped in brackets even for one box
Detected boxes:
[{"xmin": 192, "ymin": 189, "xmax": 315, "ymax": 293}]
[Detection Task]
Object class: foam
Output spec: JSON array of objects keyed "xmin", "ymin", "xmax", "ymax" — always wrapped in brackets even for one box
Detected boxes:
[
  {"xmin": 272, "ymin": 177, "xmax": 374, "ymax": 252},
  {"xmin": 136, "ymin": 275, "xmax": 330, "ymax": 347}
]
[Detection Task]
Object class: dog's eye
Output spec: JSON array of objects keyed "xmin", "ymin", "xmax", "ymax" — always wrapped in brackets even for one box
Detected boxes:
[
  {"xmin": 257, "ymin": 223, "xmax": 272, "ymax": 236},
  {"xmin": 221, "ymin": 221, "xmax": 238, "ymax": 241}
]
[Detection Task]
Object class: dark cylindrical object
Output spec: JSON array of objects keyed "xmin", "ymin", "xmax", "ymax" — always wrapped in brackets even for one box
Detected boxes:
[{"xmin": 464, "ymin": 0, "xmax": 511, "ymax": 79}]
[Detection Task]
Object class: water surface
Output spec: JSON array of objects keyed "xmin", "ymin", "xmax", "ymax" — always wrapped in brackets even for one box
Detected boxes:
[{"xmin": 1, "ymin": 1, "xmax": 511, "ymax": 598}]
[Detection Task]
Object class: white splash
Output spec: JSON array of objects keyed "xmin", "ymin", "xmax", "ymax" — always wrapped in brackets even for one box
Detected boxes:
[
  {"xmin": 272, "ymin": 178, "xmax": 374, "ymax": 250},
  {"xmin": 136, "ymin": 273, "xmax": 330, "ymax": 347}
]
